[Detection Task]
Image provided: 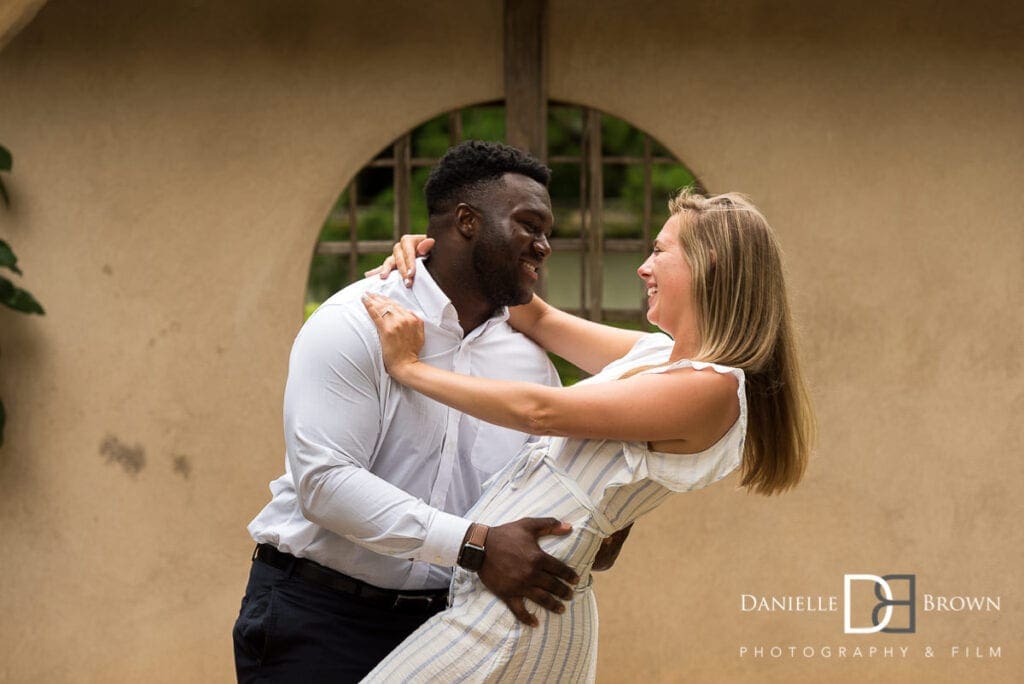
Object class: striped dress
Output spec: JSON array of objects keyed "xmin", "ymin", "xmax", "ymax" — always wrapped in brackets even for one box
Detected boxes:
[{"xmin": 363, "ymin": 334, "xmax": 746, "ymax": 683}]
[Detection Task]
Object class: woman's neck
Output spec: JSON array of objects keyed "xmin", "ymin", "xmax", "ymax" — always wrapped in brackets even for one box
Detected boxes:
[{"xmin": 665, "ymin": 321, "xmax": 701, "ymax": 363}]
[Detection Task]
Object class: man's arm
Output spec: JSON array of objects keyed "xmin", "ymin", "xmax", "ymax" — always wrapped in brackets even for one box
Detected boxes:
[
  {"xmin": 284, "ymin": 304, "xmax": 469, "ymax": 564},
  {"xmin": 284, "ymin": 302, "xmax": 578, "ymax": 622}
]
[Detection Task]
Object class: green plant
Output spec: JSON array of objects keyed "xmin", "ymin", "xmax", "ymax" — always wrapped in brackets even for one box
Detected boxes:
[{"xmin": 0, "ymin": 145, "xmax": 45, "ymax": 447}]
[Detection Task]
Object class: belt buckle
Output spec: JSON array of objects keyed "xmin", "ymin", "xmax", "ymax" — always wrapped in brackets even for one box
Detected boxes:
[{"xmin": 393, "ymin": 594, "xmax": 435, "ymax": 611}]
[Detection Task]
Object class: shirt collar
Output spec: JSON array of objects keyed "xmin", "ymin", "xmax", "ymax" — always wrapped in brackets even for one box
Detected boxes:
[{"xmin": 409, "ymin": 258, "xmax": 510, "ymax": 336}]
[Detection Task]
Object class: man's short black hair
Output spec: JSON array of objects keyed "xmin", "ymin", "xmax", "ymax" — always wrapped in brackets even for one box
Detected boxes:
[{"xmin": 424, "ymin": 141, "xmax": 551, "ymax": 215}]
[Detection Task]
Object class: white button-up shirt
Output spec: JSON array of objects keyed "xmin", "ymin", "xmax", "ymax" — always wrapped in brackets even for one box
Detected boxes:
[{"xmin": 248, "ymin": 263, "xmax": 559, "ymax": 590}]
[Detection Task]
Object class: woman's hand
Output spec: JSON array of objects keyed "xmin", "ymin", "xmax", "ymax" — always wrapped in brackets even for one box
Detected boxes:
[
  {"xmin": 362, "ymin": 293, "xmax": 424, "ymax": 377},
  {"xmin": 364, "ymin": 234, "xmax": 434, "ymax": 287}
]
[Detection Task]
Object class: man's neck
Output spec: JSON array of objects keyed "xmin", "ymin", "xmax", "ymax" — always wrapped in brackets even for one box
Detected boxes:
[{"xmin": 424, "ymin": 258, "xmax": 496, "ymax": 335}]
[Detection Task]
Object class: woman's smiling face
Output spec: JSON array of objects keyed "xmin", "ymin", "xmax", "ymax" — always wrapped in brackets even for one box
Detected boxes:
[{"xmin": 637, "ymin": 214, "xmax": 694, "ymax": 336}]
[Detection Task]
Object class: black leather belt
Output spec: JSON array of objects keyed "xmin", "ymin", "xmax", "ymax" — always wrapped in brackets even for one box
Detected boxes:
[{"xmin": 252, "ymin": 543, "xmax": 448, "ymax": 615}]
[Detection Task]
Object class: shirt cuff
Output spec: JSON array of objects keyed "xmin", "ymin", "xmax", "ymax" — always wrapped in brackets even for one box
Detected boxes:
[{"xmin": 421, "ymin": 510, "xmax": 473, "ymax": 567}]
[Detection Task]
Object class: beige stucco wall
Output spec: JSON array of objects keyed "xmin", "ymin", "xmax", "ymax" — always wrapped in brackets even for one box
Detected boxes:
[{"xmin": 0, "ymin": 1, "xmax": 1019, "ymax": 682}]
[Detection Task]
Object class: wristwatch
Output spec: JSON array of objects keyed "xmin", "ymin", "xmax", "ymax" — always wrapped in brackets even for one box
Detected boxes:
[{"xmin": 457, "ymin": 523, "xmax": 489, "ymax": 572}]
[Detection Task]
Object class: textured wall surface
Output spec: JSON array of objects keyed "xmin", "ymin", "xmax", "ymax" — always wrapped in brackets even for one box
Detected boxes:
[
  {"xmin": 548, "ymin": 2, "xmax": 1023, "ymax": 682},
  {"xmin": 0, "ymin": 1, "xmax": 1020, "ymax": 681}
]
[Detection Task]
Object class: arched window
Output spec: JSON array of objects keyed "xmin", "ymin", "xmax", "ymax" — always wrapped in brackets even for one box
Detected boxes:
[{"xmin": 305, "ymin": 103, "xmax": 702, "ymax": 379}]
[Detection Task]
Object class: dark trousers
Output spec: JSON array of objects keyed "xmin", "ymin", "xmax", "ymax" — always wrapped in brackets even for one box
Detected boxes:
[{"xmin": 232, "ymin": 559, "xmax": 444, "ymax": 683}]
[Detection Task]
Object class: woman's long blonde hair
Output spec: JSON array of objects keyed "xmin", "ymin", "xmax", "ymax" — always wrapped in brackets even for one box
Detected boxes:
[{"xmin": 670, "ymin": 189, "xmax": 814, "ymax": 494}]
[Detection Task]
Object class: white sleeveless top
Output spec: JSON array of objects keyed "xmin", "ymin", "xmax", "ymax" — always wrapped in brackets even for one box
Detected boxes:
[
  {"xmin": 579, "ymin": 332, "xmax": 747, "ymax": 495},
  {"xmin": 472, "ymin": 332, "xmax": 747, "ymax": 573},
  {"xmin": 363, "ymin": 333, "xmax": 748, "ymax": 683}
]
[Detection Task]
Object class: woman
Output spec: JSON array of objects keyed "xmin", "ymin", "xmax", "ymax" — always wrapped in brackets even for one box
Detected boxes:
[{"xmin": 359, "ymin": 189, "xmax": 813, "ymax": 682}]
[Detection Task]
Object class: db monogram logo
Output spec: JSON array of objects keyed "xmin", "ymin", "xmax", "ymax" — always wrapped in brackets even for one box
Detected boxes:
[{"xmin": 843, "ymin": 574, "xmax": 916, "ymax": 634}]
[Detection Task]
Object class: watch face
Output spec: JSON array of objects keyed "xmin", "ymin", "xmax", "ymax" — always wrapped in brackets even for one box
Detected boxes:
[{"xmin": 459, "ymin": 544, "xmax": 486, "ymax": 572}]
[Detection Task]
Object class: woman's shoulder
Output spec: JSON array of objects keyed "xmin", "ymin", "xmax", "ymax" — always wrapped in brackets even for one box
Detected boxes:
[{"xmin": 651, "ymin": 358, "xmax": 745, "ymax": 384}]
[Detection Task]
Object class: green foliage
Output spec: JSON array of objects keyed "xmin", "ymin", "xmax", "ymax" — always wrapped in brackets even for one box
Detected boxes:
[
  {"xmin": 0, "ymin": 239, "xmax": 21, "ymax": 274},
  {"xmin": 0, "ymin": 144, "xmax": 10, "ymax": 207},
  {"xmin": 548, "ymin": 353, "xmax": 586, "ymax": 386},
  {"xmin": 621, "ymin": 163, "xmax": 698, "ymax": 233},
  {"xmin": 602, "ymin": 115, "xmax": 645, "ymax": 157},
  {"xmin": 305, "ymin": 251, "xmax": 391, "ymax": 304},
  {"xmin": 0, "ymin": 147, "xmax": 43, "ymax": 315},
  {"xmin": 412, "ymin": 114, "xmax": 452, "ymax": 158},
  {"xmin": 0, "ymin": 272, "xmax": 44, "ymax": 314},
  {"xmin": 462, "ymin": 105, "xmax": 506, "ymax": 141},
  {"xmin": 1, "ymin": 144, "xmax": 46, "ymax": 448},
  {"xmin": 549, "ymin": 106, "xmax": 582, "ymax": 156}
]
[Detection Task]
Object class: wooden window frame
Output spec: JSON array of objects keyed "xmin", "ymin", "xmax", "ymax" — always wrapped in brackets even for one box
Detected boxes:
[{"xmin": 314, "ymin": 104, "xmax": 693, "ymax": 324}]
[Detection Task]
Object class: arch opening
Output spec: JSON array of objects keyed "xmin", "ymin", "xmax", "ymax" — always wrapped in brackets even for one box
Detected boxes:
[{"xmin": 305, "ymin": 101, "xmax": 704, "ymax": 381}]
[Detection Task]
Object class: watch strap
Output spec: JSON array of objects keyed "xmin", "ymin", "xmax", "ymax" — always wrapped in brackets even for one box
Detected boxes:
[
  {"xmin": 465, "ymin": 522, "xmax": 488, "ymax": 549},
  {"xmin": 457, "ymin": 523, "xmax": 489, "ymax": 571}
]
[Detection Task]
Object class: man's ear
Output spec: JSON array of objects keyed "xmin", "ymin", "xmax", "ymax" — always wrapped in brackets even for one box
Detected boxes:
[{"xmin": 454, "ymin": 203, "xmax": 478, "ymax": 239}]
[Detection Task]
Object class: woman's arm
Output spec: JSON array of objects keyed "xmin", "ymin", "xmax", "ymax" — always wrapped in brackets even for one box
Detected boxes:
[
  {"xmin": 363, "ymin": 294, "xmax": 738, "ymax": 450},
  {"xmin": 509, "ymin": 296, "xmax": 645, "ymax": 376},
  {"xmin": 366, "ymin": 234, "xmax": 644, "ymax": 375}
]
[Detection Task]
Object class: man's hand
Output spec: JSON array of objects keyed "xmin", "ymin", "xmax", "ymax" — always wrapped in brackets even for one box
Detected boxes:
[
  {"xmin": 591, "ymin": 523, "xmax": 633, "ymax": 572},
  {"xmin": 477, "ymin": 517, "xmax": 579, "ymax": 627}
]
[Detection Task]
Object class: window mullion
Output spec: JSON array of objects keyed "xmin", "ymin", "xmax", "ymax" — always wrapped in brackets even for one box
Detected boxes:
[
  {"xmin": 641, "ymin": 135, "xmax": 652, "ymax": 318},
  {"xmin": 347, "ymin": 179, "xmax": 359, "ymax": 284},
  {"xmin": 584, "ymin": 108, "xmax": 603, "ymax": 322},
  {"xmin": 393, "ymin": 134, "xmax": 411, "ymax": 238}
]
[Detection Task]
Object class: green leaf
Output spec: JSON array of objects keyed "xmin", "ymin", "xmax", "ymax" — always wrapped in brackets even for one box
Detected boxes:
[
  {"xmin": 0, "ymin": 145, "xmax": 11, "ymax": 208},
  {"xmin": 0, "ymin": 275, "xmax": 44, "ymax": 314},
  {"xmin": 0, "ymin": 397, "xmax": 5, "ymax": 448},
  {"xmin": 0, "ymin": 239, "xmax": 22, "ymax": 275}
]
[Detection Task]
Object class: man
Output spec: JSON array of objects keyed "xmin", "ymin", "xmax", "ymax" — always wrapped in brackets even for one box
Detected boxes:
[{"xmin": 233, "ymin": 142, "xmax": 627, "ymax": 682}]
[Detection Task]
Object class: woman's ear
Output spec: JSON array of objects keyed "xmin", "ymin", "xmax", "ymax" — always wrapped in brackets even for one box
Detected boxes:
[{"xmin": 454, "ymin": 203, "xmax": 478, "ymax": 239}]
